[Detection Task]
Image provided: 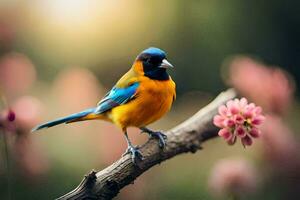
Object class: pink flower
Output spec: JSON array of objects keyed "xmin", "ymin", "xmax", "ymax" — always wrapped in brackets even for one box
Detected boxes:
[
  {"xmin": 0, "ymin": 53, "xmax": 36, "ymax": 100},
  {"xmin": 228, "ymin": 56, "xmax": 294, "ymax": 115},
  {"xmin": 208, "ymin": 159, "xmax": 258, "ymax": 197},
  {"xmin": 213, "ymin": 98, "xmax": 265, "ymax": 147},
  {"xmin": 0, "ymin": 96, "xmax": 49, "ymax": 178},
  {"xmin": 12, "ymin": 96, "xmax": 44, "ymax": 131},
  {"xmin": 0, "ymin": 108, "xmax": 17, "ymax": 132},
  {"xmin": 52, "ymin": 67, "xmax": 103, "ymax": 113},
  {"xmin": 261, "ymin": 115, "xmax": 300, "ymax": 174},
  {"xmin": 7, "ymin": 109, "xmax": 16, "ymax": 122}
]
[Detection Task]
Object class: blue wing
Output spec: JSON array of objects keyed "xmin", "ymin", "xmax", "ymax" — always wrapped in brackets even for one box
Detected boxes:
[{"xmin": 94, "ymin": 82, "xmax": 140, "ymax": 114}]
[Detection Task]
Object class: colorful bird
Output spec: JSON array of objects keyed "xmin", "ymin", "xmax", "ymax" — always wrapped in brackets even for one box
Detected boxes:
[{"xmin": 32, "ymin": 47, "xmax": 176, "ymax": 163}]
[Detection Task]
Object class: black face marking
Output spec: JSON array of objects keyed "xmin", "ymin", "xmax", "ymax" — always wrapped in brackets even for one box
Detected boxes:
[{"xmin": 137, "ymin": 53, "xmax": 169, "ymax": 80}]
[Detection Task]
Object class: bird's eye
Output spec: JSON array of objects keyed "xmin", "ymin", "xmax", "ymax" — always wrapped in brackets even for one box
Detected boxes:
[{"xmin": 146, "ymin": 57, "xmax": 160, "ymax": 65}]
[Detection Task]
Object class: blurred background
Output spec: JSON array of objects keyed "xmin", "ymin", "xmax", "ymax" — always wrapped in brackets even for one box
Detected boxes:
[{"xmin": 0, "ymin": 0, "xmax": 299, "ymax": 199}]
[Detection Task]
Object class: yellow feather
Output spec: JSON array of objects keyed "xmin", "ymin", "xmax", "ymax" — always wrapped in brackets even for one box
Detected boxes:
[
  {"xmin": 110, "ymin": 75, "xmax": 176, "ymax": 130},
  {"xmin": 115, "ymin": 61, "xmax": 143, "ymax": 88}
]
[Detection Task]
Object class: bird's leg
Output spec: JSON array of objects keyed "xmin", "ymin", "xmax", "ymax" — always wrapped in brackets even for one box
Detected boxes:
[
  {"xmin": 140, "ymin": 127, "xmax": 167, "ymax": 149},
  {"xmin": 122, "ymin": 131, "xmax": 144, "ymax": 163}
]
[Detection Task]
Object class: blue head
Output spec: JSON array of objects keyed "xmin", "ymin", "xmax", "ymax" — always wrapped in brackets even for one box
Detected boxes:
[{"xmin": 136, "ymin": 47, "xmax": 173, "ymax": 80}]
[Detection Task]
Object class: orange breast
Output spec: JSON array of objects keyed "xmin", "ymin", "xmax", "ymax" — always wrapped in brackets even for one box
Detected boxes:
[{"xmin": 110, "ymin": 77, "xmax": 176, "ymax": 130}]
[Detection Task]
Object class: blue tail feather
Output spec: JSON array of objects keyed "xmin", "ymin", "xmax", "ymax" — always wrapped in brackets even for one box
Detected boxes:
[{"xmin": 31, "ymin": 108, "xmax": 96, "ymax": 132}]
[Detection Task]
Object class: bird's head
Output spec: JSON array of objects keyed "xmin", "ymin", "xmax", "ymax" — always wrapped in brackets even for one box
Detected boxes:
[{"xmin": 133, "ymin": 47, "xmax": 173, "ymax": 80}]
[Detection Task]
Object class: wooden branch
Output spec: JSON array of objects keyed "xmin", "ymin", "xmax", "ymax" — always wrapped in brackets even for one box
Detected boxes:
[{"xmin": 56, "ymin": 88, "xmax": 237, "ymax": 200}]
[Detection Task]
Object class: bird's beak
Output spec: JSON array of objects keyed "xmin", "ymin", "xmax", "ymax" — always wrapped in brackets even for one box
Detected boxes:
[{"xmin": 159, "ymin": 59, "xmax": 174, "ymax": 69}]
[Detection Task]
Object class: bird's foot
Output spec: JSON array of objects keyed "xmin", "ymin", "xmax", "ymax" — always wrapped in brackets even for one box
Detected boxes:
[
  {"xmin": 141, "ymin": 128, "xmax": 167, "ymax": 149},
  {"xmin": 123, "ymin": 145, "xmax": 144, "ymax": 164}
]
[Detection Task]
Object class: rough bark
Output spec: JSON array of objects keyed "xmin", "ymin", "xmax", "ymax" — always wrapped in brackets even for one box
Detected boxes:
[{"xmin": 56, "ymin": 89, "xmax": 237, "ymax": 200}]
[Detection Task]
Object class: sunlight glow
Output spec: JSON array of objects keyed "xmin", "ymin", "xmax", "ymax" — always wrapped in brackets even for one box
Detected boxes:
[{"xmin": 36, "ymin": 0, "xmax": 101, "ymax": 25}]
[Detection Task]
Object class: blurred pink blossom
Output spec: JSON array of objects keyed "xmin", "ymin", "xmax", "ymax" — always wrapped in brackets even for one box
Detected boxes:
[
  {"xmin": 213, "ymin": 98, "xmax": 265, "ymax": 147},
  {"xmin": 6, "ymin": 96, "xmax": 49, "ymax": 177},
  {"xmin": 7, "ymin": 109, "xmax": 16, "ymax": 122},
  {"xmin": 228, "ymin": 56, "xmax": 294, "ymax": 115},
  {"xmin": 261, "ymin": 115, "xmax": 300, "ymax": 174},
  {"xmin": 13, "ymin": 134, "xmax": 49, "ymax": 178},
  {"xmin": 97, "ymin": 126, "xmax": 144, "ymax": 165},
  {"xmin": 52, "ymin": 67, "xmax": 103, "ymax": 113},
  {"xmin": 0, "ymin": 108, "xmax": 16, "ymax": 132},
  {"xmin": 0, "ymin": 53, "xmax": 36, "ymax": 99},
  {"xmin": 208, "ymin": 159, "xmax": 258, "ymax": 197},
  {"xmin": 12, "ymin": 96, "xmax": 44, "ymax": 131},
  {"xmin": 97, "ymin": 123, "xmax": 127, "ymax": 164}
]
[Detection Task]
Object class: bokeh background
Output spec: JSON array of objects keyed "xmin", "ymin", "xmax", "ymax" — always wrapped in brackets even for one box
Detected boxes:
[{"xmin": 0, "ymin": 0, "xmax": 299, "ymax": 199}]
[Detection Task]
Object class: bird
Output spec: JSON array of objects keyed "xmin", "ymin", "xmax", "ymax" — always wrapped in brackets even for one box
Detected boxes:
[{"xmin": 32, "ymin": 47, "xmax": 176, "ymax": 163}]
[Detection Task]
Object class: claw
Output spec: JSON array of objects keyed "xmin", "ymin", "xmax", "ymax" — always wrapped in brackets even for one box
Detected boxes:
[
  {"xmin": 140, "ymin": 128, "xmax": 167, "ymax": 149},
  {"xmin": 150, "ymin": 131, "xmax": 167, "ymax": 148},
  {"xmin": 123, "ymin": 145, "xmax": 144, "ymax": 164}
]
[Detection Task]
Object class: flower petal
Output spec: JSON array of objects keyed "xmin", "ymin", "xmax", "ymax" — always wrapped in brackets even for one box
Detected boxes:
[
  {"xmin": 249, "ymin": 128, "xmax": 260, "ymax": 138},
  {"xmin": 252, "ymin": 115, "xmax": 265, "ymax": 125},
  {"xmin": 218, "ymin": 105, "xmax": 228, "ymax": 116},
  {"xmin": 248, "ymin": 103, "xmax": 256, "ymax": 108},
  {"xmin": 239, "ymin": 97, "xmax": 248, "ymax": 108},
  {"xmin": 235, "ymin": 126, "xmax": 247, "ymax": 138},
  {"xmin": 241, "ymin": 135, "xmax": 253, "ymax": 147},
  {"xmin": 228, "ymin": 99, "xmax": 239, "ymax": 115},
  {"xmin": 229, "ymin": 106, "xmax": 239, "ymax": 115},
  {"xmin": 213, "ymin": 115, "xmax": 225, "ymax": 128},
  {"xmin": 234, "ymin": 114, "xmax": 244, "ymax": 125},
  {"xmin": 243, "ymin": 109, "xmax": 253, "ymax": 119},
  {"xmin": 218, "ymin": 128, "xmax": 232, "ymax": 140},
  {"xmin": 226, "ymin": 100, "xmax": 234, "ymax": 109},
  {"xmin": 7, "ymin": 109, "xmax": 16, "ymax": 122},
  {"xmin": 254, "ymin": 106, "xmax": 262, "ymax": 115},
  {"xmin": 227, "ymin": 136, "xmax": 237, "ymax": 145},
  {"xmin": 224, "ymin": 118, "xmax": 235, "ymax": 127}
]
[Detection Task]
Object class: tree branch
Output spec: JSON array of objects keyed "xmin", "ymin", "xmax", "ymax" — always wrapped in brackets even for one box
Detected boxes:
[{"xmin": 56, "ymin": 88, "xmax": 237, "ymax": 200}]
